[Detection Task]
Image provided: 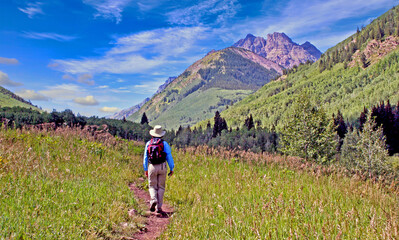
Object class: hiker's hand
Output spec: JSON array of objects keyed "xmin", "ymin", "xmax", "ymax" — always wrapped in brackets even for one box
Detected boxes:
[
  {"xmin": 168, "ymin": 171, "xmax": 173, "ymax": 177},
  {"xmin": 145, "ymin": 171, "xmax": 148, "ymax": 177}
]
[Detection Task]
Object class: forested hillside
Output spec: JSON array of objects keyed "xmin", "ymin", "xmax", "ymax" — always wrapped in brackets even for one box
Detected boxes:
[
  {"xmin": 128, "ymin": 47, "xmax": 281, "ymax": 130},
  {"xmin": 222, "ymin": 5, "xmax": 399, "ymax": 130}
]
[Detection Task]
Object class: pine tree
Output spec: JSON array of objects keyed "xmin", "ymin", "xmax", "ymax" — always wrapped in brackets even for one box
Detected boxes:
[
  {"xmin": 244, "ymin": 114, "xmax": 254, "ymax": 130},
  {"xmin": 213, "ymin": 111, "xmax": 221, "ymax": 137},
  {"xmin": 140, "ymin": 112, "xmax": 149, "ymax": 125}
]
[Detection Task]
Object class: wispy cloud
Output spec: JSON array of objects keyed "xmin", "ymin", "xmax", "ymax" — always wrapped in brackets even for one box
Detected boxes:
[
  {"xmin": 73, "ymin": 95, "xmax": 99, "ymax": 106},
  {"xmin": 22, "ymin": 32, "xmax": 78, "ymax": 41},
  {"xmin": 83, "ymin": 0, "xmax": 132, "ymax": 24},
  {"xmin": 18, "ymin": 2, "xmax": 43, "ymax": 18},
  {"xmin": 39, "ymin": 84, "xmax": 84, "ymax": 100},
  {"xmin": 16, "ymin": 89, "xmax": 48, "ymax": 101},
  {"xmin": 167, "ymin": 0, "xmax": 240, "ymax": 26},
  {"xmin": 99, "ymin": 106, "xmax": 120, "ymax": 113},
  {"xmin": 0, "ymin": 57, "xmax": 19, "ymax": 65},
  {"xmin": 50, "ymin": 26, "xmax": 209, "ymax": 74},
  {"xmin": 0, "ymin": 71, "xmax": 23, "ymax": 87},
  {"xmin": 63, "ymin": 73, "xmax": 94, "ymax": 85}
]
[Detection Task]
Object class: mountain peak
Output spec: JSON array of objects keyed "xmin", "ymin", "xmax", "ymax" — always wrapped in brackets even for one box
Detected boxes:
[
  {"xmin": 267, "ymin": 32, "xmax": 293, "ymax": 43},
  {"xmin": 245, "ymin": 33, "xmax": 256, "ymax": 39},
  {"xmin": 233, "ymin": 32, "xmax": 321, "ymax": 68}
]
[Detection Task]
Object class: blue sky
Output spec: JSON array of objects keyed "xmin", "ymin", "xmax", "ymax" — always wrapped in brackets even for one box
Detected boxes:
[{"xmin": 0, "ymin": 0, "xmax": 397, "ymax": 117}]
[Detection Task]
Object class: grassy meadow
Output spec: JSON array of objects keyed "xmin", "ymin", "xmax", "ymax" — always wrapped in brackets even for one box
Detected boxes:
[
  {"xmin": 163, "ymin": 147, "xmax": 399, "ymax": 239},
  {"xmin": 1, "ymin": 128, "xmax": 398, "ymax": 239},
  {"xmin": 0, "ymin": 128, "xmax": 147, "ymax": 239}
]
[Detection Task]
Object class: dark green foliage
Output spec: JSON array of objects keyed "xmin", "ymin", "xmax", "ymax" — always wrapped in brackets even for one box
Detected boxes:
[
  {"xmin": 171, "ymin": 124, "xmax": 278, "ymax": 153},
  {"xmin": 244, "ymin": 114, "xmax": 254, "ymax": 130},
  {"xmin": 212, "ymin": 111, "xmax": 227, "ymax": 137},
  {"xmin": 140, "ymin": 112, "xmax": 149, "ymax": 125},
  {"xmin": 359, "ymin": 101, "xmax": 399, "ymax": 155}
]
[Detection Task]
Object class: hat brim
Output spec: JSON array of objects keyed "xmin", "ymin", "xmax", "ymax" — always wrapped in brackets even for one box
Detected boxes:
[{"xmin": 149, "ymin": 129, "xmax": 165, "ymax": 137}]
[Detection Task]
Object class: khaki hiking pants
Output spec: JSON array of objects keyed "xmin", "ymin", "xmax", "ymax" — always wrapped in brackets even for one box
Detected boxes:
[{"xmin": 148, "ymin": 162, "xmax": 167, "ymax": 210}]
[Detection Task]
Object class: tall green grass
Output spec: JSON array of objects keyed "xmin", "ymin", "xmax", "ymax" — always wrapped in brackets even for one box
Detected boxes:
[
  {"xmin": 0, "ymin": 128, "xmax": 146, "ymax": 239},
  {"xmin": 163, "ymin": 148, "xmax": 399, "ymax": 239}
]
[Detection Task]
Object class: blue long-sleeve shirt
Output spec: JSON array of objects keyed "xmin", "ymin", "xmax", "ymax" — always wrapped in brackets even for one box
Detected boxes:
[{"xmin": 143, "ymin": 139, "xmax": 174, "ymax": 171}]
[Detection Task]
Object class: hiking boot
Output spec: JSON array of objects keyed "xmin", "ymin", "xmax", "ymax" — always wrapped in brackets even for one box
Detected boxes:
[
  {"xmin": 150, "ymin": 202, "xmax": 157, "ymax": 212},
  {"xmin": 156, "ymin": 208, "xmax": 163, "ymax": 214}
]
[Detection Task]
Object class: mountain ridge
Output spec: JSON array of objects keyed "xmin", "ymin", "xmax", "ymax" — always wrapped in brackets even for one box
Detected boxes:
[{"xmin": 127, "ymin": 47, "xmax": 281, "ymax": 129}]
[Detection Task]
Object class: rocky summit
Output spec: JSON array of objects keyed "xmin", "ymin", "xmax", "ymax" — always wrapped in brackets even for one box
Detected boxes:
[{"xmin": 233, "ymin": 32, "xmax": 322, "ymax": 68}]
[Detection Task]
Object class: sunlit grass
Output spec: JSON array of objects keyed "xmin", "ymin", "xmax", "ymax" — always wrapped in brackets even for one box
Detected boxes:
[
  {"xmin": 0, "ymin": 128, "xmax": 145, "ymax": 239},
  {"xmin": 163, "ymin": 148, "xmax": 399, "ymax": 239},
  {"xmin": 2, "ymin": 128, "xmax": 398, "ymax": 239}
]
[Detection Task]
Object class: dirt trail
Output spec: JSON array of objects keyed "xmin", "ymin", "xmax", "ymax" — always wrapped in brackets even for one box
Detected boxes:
[{"xmin": 128, "ymin": 180, "xmax": 174, "ymax": 240}]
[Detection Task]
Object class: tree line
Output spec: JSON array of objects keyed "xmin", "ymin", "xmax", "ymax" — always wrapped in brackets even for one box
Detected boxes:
[{"xmin": 0, "ymin": 107, "xmax": 152, "ymax": 141}]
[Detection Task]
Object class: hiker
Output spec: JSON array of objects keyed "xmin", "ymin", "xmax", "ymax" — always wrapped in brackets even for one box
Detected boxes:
[{"xmin": 143, "ymin": 125, "xmax": 174, "ymax": 213}]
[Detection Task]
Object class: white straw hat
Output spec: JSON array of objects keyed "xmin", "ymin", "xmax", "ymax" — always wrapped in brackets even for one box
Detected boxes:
[{"xmin": 149, "ymin": 125, "xmax": 166, "ymax": 137}]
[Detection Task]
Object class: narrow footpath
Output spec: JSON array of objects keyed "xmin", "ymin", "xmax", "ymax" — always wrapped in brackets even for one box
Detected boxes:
[{"xmin": 128, "ymin": 180, "xmax": 174, "ymax": 240}]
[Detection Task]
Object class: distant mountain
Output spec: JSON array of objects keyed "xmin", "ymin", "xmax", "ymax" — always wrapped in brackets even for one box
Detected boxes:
[
  {"xmin": 233, "ymin": 32, "xmax": 322, "ymax": 68},
  {"xmin": 128, "ymin": 47, "xmax": 282, "ymax": 129},
  {"xmin": 111, "ymin": 77, "xmax": 177, "ymax": 120},
  {"xmin": 0, "ymin": 86, "xmax": 39, "ymax": 110},
  {"xmin": 110, "ymin": 97, "xmax": 150, "ymax": 120},
  {"xmin": 221, "ymin": 6, "xmax": 399, "ymax": 129}
]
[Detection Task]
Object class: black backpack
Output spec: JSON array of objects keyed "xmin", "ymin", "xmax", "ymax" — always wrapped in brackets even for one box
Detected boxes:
[{"xmin": 147, "ymin": 138, "xmax": 166, "ymax": 164}]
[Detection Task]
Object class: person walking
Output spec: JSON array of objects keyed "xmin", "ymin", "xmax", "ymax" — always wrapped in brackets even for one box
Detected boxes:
[{"xmin": 143, "ymin": 125, "xmax": 174, "ymax": 213}]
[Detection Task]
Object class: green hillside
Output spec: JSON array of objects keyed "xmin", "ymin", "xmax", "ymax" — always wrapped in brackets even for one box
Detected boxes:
[
  {"xmin": 222, "ymin": 5, "xmax": 399, "ymax": 130},
  {"xmin": 128, "ymin": 47, "xmax": 280, "ymax": 130},
  {"xmin": 0, "ymin": 86, "xmax": 38, "ymax": 110}
]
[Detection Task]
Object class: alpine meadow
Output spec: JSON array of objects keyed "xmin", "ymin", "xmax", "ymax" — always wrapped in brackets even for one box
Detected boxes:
[{"xmin": 1, "ymin": 1, "xmax": 399, "ymax": 239}]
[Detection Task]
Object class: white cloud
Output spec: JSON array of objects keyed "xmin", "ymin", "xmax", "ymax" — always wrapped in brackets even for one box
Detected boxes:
[
  {"xmin": 0, "ymin": 71, "xmax": 23, "ymax": 87},
  {"xmin": 238, "ymin": 0, "xmax": 397, "ymax": 41},
  {"xmin": 22, "ymin": 32, "xmax": 77, "ymax": 41},
  {"xmin": 73, "ymin": 95, "xmax": 99, "ymax": 106},
  {"xmin": 51, "ymin": 26, "xmax": 209, "ymax": 74},
  {"xmin": 167, "ymin": 0, "xmax": 240, "ymax": 26},
  {"xmin": 16, "ymin": 89, "xmax": 48, "ymax": 101},
  {"xmin": 99, "ymin": 106, "xmax": 121, "ymax": 113},
  {"xmin": 83, "ymin": 0, "xmax": 132, "ymax": 24},
  {"xmin": 18, "ymin": 2, "xmax": 43, "ymax": 18},
  {"xmin": 39, "ymin": 84, "xmax": 83, "ymax": 100},
  {"xmin": 98, "ymin": 85, "xmax": 109, "ymax": 89},
  {"xmin": 0, "ymin": 57, "xmax": 19, "ymax": 65}
]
